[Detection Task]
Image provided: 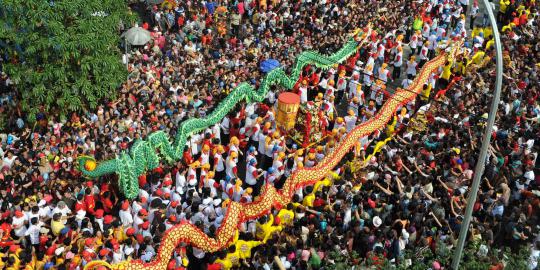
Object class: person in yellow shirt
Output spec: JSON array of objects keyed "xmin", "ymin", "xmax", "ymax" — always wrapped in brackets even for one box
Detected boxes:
[
  {"xmin": 51, "ymin": 213, "xmax": 65, "ymax": 236},
  {"xmin": 452, "ymin": 56, "xmax": 465, "ymax": 76},
  {"xmin": 113, "ymin": 224, "xmax": 127, "ymax": 243},
  {"xmin": 34, "ymin": 252, "xmax": 48, "ymax": 270},
  {"xmin": 467, "ymin": 49, "xmax": 485, "ymax": 67},
  {"xmin": 291, "ymin": 193, "xmax": 303, "ymax": 209},
  {"xmin": 483, "ymin": 27, "xmax": 493, "ymax": 39},
  {"xmin": 441, "ymin": 60, "xmax": 453, "ymax": 81},
  {"xmin": 302, "ymin": 186, "xmax": 315, "ymax": 207},
  {"xmin": 420, "ymin": 83, "xmax": 432, "ymax": 104},
  {"xmin": 255, "ymin": 214, "xmax": 274, "ymax": 240},
  {"xmin": 263, "ymin": 219, "xmax": 283, "ymax": 243},
  {"xmin": 501, "ymin": 22, "xmax": 515, "ymax": 33},
  {"xmin": 218, "ymin": 245, "xmax": 241, "ymax": 270},
  {"xmin": 276, "ymin": 203, "xmax": 295, "ymax": 226},
  {"xmin": 214, "ymin": 251, "xmax": 233, "ymax": 270},
  {"xmin": 0, "ymin": 252, "xmax": 5, "ymax": 269},
  {"xmin": 255, "ymin": 214, "xmax": 283, "ymax": 242},
  {"xmin": 235, "ymin": 235, "xmax": 262, "ymax": 259},
  {"xmin": 498, "ymin": 0, "xmax": 510, "ymax": 22},
  {"xmin": 314, "ymin": 172, "xmax": 337, "ymax": 193},
  {"xmin": 6, "ymin": 247, "xmax": 22, "ymax": 270},
  {"xmin": 385, "ymin": 116, "xmax": 397, "ymax": 137}
]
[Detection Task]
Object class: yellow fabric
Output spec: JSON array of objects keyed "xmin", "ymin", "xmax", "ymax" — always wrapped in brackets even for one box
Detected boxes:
[
  {"xmin": 235, "ymin": 240, "xmax": 262, "ymax": 259},
  {"xmin": 313, "ymin": 178, "xmax": 332, "ymax": 193},
  {"xmin": 9, "ymin": 253, "xmax": 20, "ymax": 270},
  {"xmin": 24, "ymin": 260, "xmax": 36, "ymax": 270},
  {"xmin": 277, "ymin": 209, "xmax": 295, "ymax": 226},
  {"xmin": 72, "ymin": 255, "xmax": 82, "ymax": 267},
  {"xmin": 499, "ymin": 0, "xmax": 510, "ymax": 12},
  {"xmin": 302, "ymin": 192, "xmax": 315, "ymax": 207},
  {"xmin": 113, "ymin": 227, "xmax": 127, "ymax": 243},
  {"xmin": 421, "ymin": 83, "xmax": 432, "ymax": 101},
  {"xmin": 471, "ymin": 51, "xmax": 485, "ymax": 65},
  {"xmin": 263, "ymin": 225, "xmax": 283, "ymax": 242},
  {"xmin": 501, "ymin": 24, "xmax": 514, "ymax": 32},
  {"xmin": 225, "ymin": 250, "xmax": 241, "ymax": 267},
  {"xmin": 95, "ymin": 235, "xmax": 104, "ymax": 247},
  {"xmin": 483, "ymin": 27, "xmax": 493, "ymax": 38},
  {"xmin": 35, "ymin": 259, "xmax": 46, "ymax": 270},
  {"xmin": 255, "ymin": 215, "xmax": 283, "ymax": 242},
  {"xmin": 215, "ymin": 258, "xmax": 233, "ymax": 270},
  {"xmin": 51, "ymin": 219, "xmax": 65, "ymax": 236},
  {"xmin": 441, "ymin": 61, "xmax": 453, "ymax": 80},
  {"xmin": 471, "ymin": 28, "xmax": 480, "ymax": 38},
  {"xmin": 255, "ymin": 214, "xmax": 274, "ymax": 240}
]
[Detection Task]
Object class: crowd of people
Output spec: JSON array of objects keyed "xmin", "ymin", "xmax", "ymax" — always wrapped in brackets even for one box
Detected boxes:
[{"xmin": 0, "ymin": 0, "xmax": 539, "ymax": 269}]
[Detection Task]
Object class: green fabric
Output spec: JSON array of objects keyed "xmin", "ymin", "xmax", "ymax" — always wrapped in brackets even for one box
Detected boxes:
[
  {"xmin": 309, "ymin": 251, "xmax": 321, "ymax": 267},
  {"xmin": 413, "ymin": 18, "xmax": 423, "ymax": 31}
]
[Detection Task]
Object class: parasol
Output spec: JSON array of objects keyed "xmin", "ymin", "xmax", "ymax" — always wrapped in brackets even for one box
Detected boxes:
[
  {"xmin": 122, "ymin": 26, "xmax": 152, "ymax": 46},
  {"xmin": 260, "ymin": 59, "xmax": 281, "ymax": 73}
]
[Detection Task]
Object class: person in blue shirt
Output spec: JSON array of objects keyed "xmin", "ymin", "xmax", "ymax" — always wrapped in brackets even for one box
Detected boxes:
[
  {"xmin": 206, "ymin": 1, "xmax": 217, "ymax": 15},
  {"xmin": 191, "ymin": 95, "xmax": 203, "ymax": 108}
]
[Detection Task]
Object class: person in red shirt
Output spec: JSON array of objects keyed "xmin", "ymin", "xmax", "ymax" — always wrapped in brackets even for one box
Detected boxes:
[
  {"xmin": 0, "ymin": 221, "xmax": 13, "ymax": 248},
  {"xmin": 101, "ymin": 191, "xmax": 115, "ymax": 213},
  {"xmin": 84, "ymin": 185, "xmax": 96, "ymax": 215},
  {"xmin": 74, "ymin": 194, "xmax": 87, "ymax": 212}
]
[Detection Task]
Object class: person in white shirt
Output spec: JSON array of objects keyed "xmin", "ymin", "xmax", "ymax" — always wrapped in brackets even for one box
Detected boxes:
[
  {"xmin": 419, "ymin": 41, "xmax": 430, "ymax": 67},
  {"xmin": 347, "ymin": 74, "xmax": 360, "ymax": 99},
  {"xmin": 406, "ymin": 56, "xmax": 418, "ymax": 79},
  {"xmin": 12, "ymin": 211, "xmax": 27, "ymax": 238},
  {"xmin": 401, "ymin": 78, "xmax": 414, "ymax": 89},
  {"xmin": 344, "ymin": 110, "xmax": 358, "ymax": 133},
  {"xmin": 2, "ymin": 151, "xmax": 17, "ymax": 169},
  {"xmin": 427, "ymin": 32, "xmax": 438, "ymax": 58},
  {"xmin": 469, "ymin": 1, "xmax": 479, "ymax": 29},
  {"xmin": 422, "ymin": 21, "xmax": 431, "ymax": 39},
  {"xmin": 25, "ymin": 217, "xmax": 41, "ymax": 246},
  {"xmin": 225, "ymin": 152, "xmax": 239, "ymax": 179},
  {"xmin": 409, "ymin": 30, "xmax": 421, "ymax": 55},
  {"xmin": 245, "ymin": 158, "xmax": 262, "ymax": 188},
  {"xmin": 213, "ymin": 146, "xmax": 226, "ymax": 180},
  {"xmin": 189, "ymin": 133, "xmax": 202, "ymax": 156},
  {"xmin": 299, "ymin": 82, "xmax": 308, "ymax": 104},
  {"xmin": 529, "ymin": 241, "xmax": 540, "ymax": 270},
  {"xmin": 220, "ymin": 115, "xmax": 230, "ymax": 144},
  {"xmin": 119, "ymin": 201, "xmax": 134, "ymax": 227},
  {"xmin": 52, "ymin": 201, "xmax": 72, "ymax": 218},
  {"xmin": 364, "ymin": 55, "xmax": 375, "ymax": 87},
  {"xmin": 248, "ymin": 118, "xmax": 261, "ymax": 148},
  {"xmin": 318, "ymin": 76, "xmax": 328, "ymax": 93}
]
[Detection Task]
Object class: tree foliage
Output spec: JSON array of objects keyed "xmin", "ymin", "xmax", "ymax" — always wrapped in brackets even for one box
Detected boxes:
[
  {"xmin": 0, "ymin": 0, "xmax": 134, "ymax": 120},
  {"xmin": 320, "ymin": 241, "xmax": 532, "ymax": 269}
]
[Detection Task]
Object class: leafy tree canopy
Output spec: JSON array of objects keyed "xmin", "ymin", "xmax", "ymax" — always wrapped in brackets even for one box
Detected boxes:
[{"xmin": 0, "ymin": 0, "xmax": 134, "ymax": 121}]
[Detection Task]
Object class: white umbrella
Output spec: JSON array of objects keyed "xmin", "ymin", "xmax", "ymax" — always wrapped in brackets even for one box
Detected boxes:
[
  {"xmin": 122, "ymin": 26, "xmax": 151, "ymax": 46},
  {"xmin": 146, "ymin": 0, "xmax": 164, "ymax": 5}
]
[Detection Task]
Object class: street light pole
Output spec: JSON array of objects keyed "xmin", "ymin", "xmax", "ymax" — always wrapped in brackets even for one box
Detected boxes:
[{"xmin": 450, "ymin": 0, "xmax": 503, "ymax": 269}]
